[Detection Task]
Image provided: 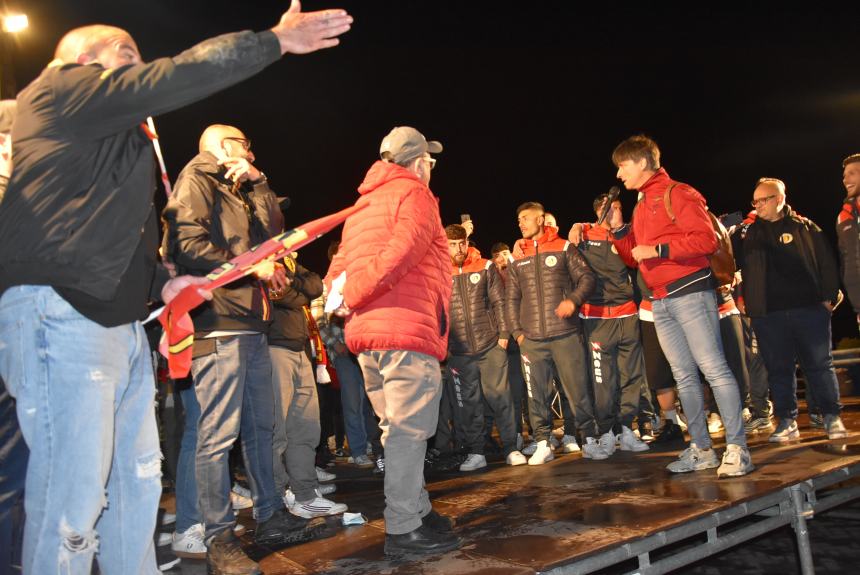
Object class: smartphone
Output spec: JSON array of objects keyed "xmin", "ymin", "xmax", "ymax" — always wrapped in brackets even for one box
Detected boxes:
[{"xmin": 460, "ymin": 213, "xmax": 471, "ymax": 223}]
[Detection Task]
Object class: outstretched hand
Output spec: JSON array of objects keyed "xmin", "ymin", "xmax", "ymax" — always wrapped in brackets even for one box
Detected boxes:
[
  {"xmin": 272, "ymin": 0, "xmax": 353, "ymax": 55},
  {"xmin": 162, "ymin": 275, "xmax": 212, "ymax": 305}
]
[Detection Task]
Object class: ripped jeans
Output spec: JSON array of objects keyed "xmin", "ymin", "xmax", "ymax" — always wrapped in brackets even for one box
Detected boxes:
[{"xmin": 0, "ymin": 286, "xmax": 160, "ymax": 575}]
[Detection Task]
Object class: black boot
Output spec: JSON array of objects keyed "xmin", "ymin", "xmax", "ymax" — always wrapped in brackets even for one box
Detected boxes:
[
  {"xmin": 384, "ymin": 524, "xmax": 462, "ymax": 556},
  {"xmin": 422, "ymin": 509, "xmax": 454, "ymax": 533},
  {"xmin": 254, "ymin": 509, "xmax": 324, "ymax": 547},
  {"xmin": 653, "ymin": 421, "xmax": 684, "ymax": 445},
  {"xmin": 206, "ymin": 530, "xmax": 259, "ymax": 575}
]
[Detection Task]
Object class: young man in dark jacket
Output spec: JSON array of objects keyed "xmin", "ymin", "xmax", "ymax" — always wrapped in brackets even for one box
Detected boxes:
[
  {"xmin": 505, "ymin": 202, "xmax": 596, "ymax": 465},
  {"xmin": 570, "ymin": 194, "xmax": 650, "ymax": 459},
  {"xmin": 609, "ymin": 135, "xmax": 752, "ymax": 479},
  {"xmin": 445, "ymin": 225, "xmax": 526, "ymax": 470},
  {"xmin": 163, "ymin": 124, "xmax": 319, "ymax": 572},
  {"xmin": 267, "ymin": 255, "xmax": 348, "ymax": 519},
  {"xmin": 837, "ymin": 153, "xmax": 860, "ymax": 330},
  {"xmin": 739, "ymin": 178, "xmax": 847, "ymax": 442},
  {"xmin": 0, "ymin": 7, "xmax": 352, "ymax": 575}
]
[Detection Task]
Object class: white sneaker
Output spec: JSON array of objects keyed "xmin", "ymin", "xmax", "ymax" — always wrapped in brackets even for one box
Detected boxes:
[
  {"xmin": 171, "ymin": 523, "xmax": 206, "ymax": 559},
  {"xmin": 666, "ymin": 443, "xmax": 720, "ymax": 473},
  {"xmin": 769, "ymin": 418, "xmax": 800, "ymax": 442},
  {"xmin": 707, "ymin": 412, "xmax": 724, "ymax": 433},
  {"xmin": 560, "ymin": 434, "xmax": 581, "ymax": 453},
  {"xmin": 319, "ymin": 482, "xmax": 337, "ymax": 495},
  {"xmin": 825, "ymin": 415, "xmax": 848, "ymax": 440},
  {"xmin": 157, "ymin": 532, "xmax": 172, "ymax": 547},
  {"xmin": 598, "ymin": 430, "xmax": 616, "ymax": 457},
  {"xmin": 618, "ymin": 425, "xmax": 649, "ymax": 452},
  {"xmin": 582, "ymin": 437, "xmax": 609, "ymax": 460},
  {"xmin": 527, "ymin": 440, "xmax": 554, "ymax": 466},
  {"xmin": 160, "ymin": 512, "xmax": 176, "ymax": 526},
  {"xmin": 522, "ymin": 440, "xmax": 537, "ymax": 455},
  {"xmin": 231, "ymin": 483, "xmax": 253, "ymax": 510},
  {"xmin": 285, "ymin": 488, "xmax": 348, "ymax": 518},
  {"xmin": 459, "ymin": 453, "xmax": 487, "ymax": 471},
  {"xmin": 351, "ymin": 454, "xmax": 375, "ymax": 468},
  {"xmin": 506, "ymin": 450, "xmax": 527, "ymax": 466},
  {"xmin": 315, "ymin": 466, "xmax": 336, "ymax": 482},
  {"xmin": 717, "ymin": 444, "xmax": 755, "ymax": 478}
]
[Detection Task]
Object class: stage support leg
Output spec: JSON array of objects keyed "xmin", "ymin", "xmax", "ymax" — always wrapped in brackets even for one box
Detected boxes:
[{"xmin": 789, "ymin": 484, "xmax": 815, "ymax": 575}]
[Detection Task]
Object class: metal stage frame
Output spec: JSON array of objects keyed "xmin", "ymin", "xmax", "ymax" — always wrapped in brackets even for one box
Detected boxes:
[{"xmin": 549, "ymin": 463, "xmax": 860, "ymax": 575}]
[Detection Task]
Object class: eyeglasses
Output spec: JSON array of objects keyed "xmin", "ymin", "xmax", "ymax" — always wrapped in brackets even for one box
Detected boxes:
[
  {"xmin": 222, "ymin": 137, "xmax": 252, "ymax": 151},
  {"xmin": 751, "ymin": 194, "xmax": 777, "ymax": 207},
  {"xmin": 422, "ymin": 156, "xmax": 437, "ymax": 170}
]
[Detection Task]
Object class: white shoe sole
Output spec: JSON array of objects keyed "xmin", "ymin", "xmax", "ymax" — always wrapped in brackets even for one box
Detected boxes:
[
  {"xmin": 527, "ymin": 453, "xmax": 554, "ymax": 466},
  {"xmin": 718, "ymin": 463, "xmax": 755, "ymax": 478}
]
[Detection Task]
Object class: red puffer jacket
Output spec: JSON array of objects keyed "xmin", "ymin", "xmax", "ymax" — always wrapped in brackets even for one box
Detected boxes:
[{"xmin": 325, "ymin": 161, "xmax": 451, "ymax": 360}]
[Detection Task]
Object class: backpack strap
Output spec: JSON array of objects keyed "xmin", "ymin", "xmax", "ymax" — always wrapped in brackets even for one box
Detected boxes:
[{"xmin": 663, "ymin": 183, "xmax": 677, "ymax": 222}]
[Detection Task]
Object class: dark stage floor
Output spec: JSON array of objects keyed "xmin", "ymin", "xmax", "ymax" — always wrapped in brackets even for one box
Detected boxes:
[{"xmin": 159, "ymin": 399, "xmax": 860, "ymax": 574}]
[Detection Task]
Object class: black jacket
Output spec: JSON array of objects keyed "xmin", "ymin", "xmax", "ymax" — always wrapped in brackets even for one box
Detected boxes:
[
  {"xmin": 448, "ymin": 248, "xmax": 508, "ymax": 356},
  {"xmin": 577, "ymin": 224, "xmax": 635, "ymax": 311},
  {"xmin": 837, "ymin": 199, "xmax": 860, "ymax": 313},
  {"xmin": 162, "ymin": 151, "xmax": 283, "ymax": 336},
  {"xmin": 0, "ymin": 31, "xmax": 281, "ymax": 302},
  {"xmin": 738, "ymin": 206, "xmax": 840, "ymax": 318},
  {"xmin": 268, "ymin": 260, "xmax": 324, "ymax": 352},
  {"xmin": 505, "ymin": 227, "xmax": 596, "ymax": 342}
]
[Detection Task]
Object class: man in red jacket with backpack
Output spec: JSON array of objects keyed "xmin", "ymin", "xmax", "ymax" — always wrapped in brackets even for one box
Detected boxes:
[{"xmin": 325, "ymin": 126, "xmax": 460, "ymax": 556}]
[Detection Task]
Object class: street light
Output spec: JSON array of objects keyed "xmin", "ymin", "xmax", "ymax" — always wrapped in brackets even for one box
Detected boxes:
[
  {"xmin": 2, "ymin": 14, "xmax": 27, "ymax": 33},
  {"xmin": 0, "ymin": 13, "xmax": 27, "ymax": 99}
]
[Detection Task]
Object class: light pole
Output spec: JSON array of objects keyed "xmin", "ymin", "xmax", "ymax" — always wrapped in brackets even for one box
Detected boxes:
[{"xmin": 1, "ymin": 13, "xmax": 28, "ymax": 99}]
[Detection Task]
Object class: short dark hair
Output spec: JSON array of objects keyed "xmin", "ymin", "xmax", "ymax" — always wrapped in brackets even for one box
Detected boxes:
[
  {"xmin": 327, "ymin": 239, "xmax": 340, "ymax": 261},
  {"xmin": 592, "ymin": 193, "xmax": 611, "ymax": 214},
  {"xmin": 491, "ymin": 242, "xmax": 510, "ymax": 256},
  {"xmin": 612, "ymin": 135, "xmax": 661, "ymax": 171},
  {"xmin": 445, "ymin": 224, "xmax": 468, "ymax": 240},
  {"xmin": 516, "ymin": 201, "xmax": 544, "ymax": 216},
  {"xmin": 843, "ymin": 154, "xmax": 860, "ymax": 168}
]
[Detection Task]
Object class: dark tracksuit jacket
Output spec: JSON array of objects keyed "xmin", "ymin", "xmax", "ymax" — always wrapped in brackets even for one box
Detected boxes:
[
  {"xmin": 447, "ymin": 247, "xmax": 517, "ymax": 454},
  {"xmin": 577, "ymin": 224, "xmax": 646, "ymax": 432},
  {"xmin": 505, "ymin": 226, "xmax": 597, "ymax": 440},
  {"xmin": 837, "ymin": 198, "xmax": 860, "ymax": 314}
]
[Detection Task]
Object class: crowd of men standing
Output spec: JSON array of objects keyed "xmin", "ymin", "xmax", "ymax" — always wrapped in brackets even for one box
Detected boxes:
[{"xmin": 0, "ymin": 4, "xmax": 856, "ymax": 575}]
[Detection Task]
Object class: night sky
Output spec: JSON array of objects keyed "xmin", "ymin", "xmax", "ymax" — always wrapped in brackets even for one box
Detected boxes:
[{"xmin": 9, "ymin": 2, "xmax": 860, "ymax": 339}]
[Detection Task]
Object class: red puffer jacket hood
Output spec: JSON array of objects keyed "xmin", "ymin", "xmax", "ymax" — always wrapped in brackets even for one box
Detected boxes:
[
  {"xmin": 515, "ymin": 226, "xmax": 562, "ymax": 257},
  {"xmin": 451, "ymin": 246, "xmax": 483, "ymax": 274},
  {"xmin": 325, "ymin": 160, "xmax": 451, "ymax": 360}
]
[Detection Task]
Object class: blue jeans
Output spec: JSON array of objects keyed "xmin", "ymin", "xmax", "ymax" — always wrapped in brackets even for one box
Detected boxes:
[
  {"xmin": 752, "ymin": 304, "xmax": 841, "ymax": 420},
  {"xmin": 0, "ymin": 376, "xmax": 27, "ymax": 573},
  {"xmin": 174, "ymin": 380, "xmax": 202, "ymax": 533},
  {"xmin": 652, "ymin": 290, "xmax": 746, "ymax": 448},
  {"xmin": 0, "ymin": 285, "xmax": 160, "ymax": 575},
  {"xmin": 334, "ymin": 354, "xmax": 374, "ymax": 457},
  {"xmin": 191, "ymin": 334, "xmax": 278, "ymax": 540}
]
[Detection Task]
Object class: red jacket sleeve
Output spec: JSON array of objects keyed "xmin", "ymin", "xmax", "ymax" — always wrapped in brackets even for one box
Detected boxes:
[{"xmin": 610, "ymin": 224, "xmax": 638, "ymax": 268}]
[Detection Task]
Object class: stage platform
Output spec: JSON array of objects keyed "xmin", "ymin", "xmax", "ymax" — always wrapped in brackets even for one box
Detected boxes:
[{"xmin": 161, "ymin": 399, "xmax": 860, "ymax": 575}]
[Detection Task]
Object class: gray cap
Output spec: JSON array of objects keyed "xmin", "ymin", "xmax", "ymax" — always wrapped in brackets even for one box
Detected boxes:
[{"xmin": 379, "ymin": 126, "xmax": 442, "ymax": 165}]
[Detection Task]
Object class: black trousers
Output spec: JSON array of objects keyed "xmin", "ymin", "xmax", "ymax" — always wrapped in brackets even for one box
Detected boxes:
[
  {"xmin": 519, "ymin": 331, "xmax": 593, "ymax": 442},
  {"xmin": 741, "ymin": 314, "xmax": 771, "ymax": 418},
  {"xmin": 641, "ymin": 319, "xmax": 675, "ymax": 392},
  {"xmin": 448, "ymin": 345, "xmax": 518, "ymax": 455}
]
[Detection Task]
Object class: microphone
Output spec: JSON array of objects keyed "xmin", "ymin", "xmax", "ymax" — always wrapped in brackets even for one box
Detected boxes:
[{"xmin": 596, "ymin": 186, "xmax": 620, "ymax": 226}]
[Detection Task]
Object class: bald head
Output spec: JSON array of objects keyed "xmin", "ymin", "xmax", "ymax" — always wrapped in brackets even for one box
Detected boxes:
[
  {"xmin": 199, "ymin": 124, "xmax": 254, "ymax": 163},
  {"xmin": 54, "ymin": 25, "xmax": 141, "ymax": 69}
]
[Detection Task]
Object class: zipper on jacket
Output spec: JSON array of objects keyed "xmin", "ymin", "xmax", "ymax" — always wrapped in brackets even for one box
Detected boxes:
[
  {"xmin": 535, "ymin": 240, "xmax": 545, "ymax": 337},
  {"xmin": 459, "ymin": 267, "xmax": 477, "ymax": 352}
]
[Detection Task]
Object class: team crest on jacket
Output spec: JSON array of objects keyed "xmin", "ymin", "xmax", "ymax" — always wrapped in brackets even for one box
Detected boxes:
[
  {"xmin": 779, "ymin": 233, "xmax": 794, "ymax": 245},
  {"xmin": 545, "ymin": 255, "xmax": 558, "ymax": 267},
  {"xmin": 469, "ymin": 272, "xmax": 481, "ymax": 284}
]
